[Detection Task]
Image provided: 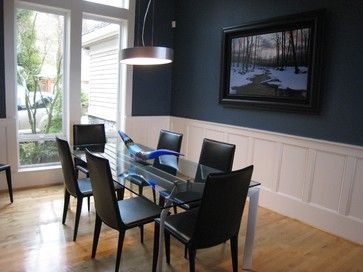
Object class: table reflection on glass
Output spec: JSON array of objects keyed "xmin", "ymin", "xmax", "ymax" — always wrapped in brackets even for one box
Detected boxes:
[{"xmin": 72, "ymin": 140, "xmax": 260, "ymax": 271}]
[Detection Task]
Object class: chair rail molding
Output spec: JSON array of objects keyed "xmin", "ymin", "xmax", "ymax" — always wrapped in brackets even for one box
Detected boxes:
[{"xmin": 125, "ymin": 115, "xmax": 363, "ymax": 245}]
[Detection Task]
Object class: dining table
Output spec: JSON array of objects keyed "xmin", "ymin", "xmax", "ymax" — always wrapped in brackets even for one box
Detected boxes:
[{"xmin": 72, "ymin": 138, "xmax": 261, "ymax": 271}]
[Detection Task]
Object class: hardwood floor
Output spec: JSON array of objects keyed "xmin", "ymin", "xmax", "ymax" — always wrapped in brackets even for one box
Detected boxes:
[{"xmin": 0, "ymin": 185, "xmax": 362, "ymax": 272}]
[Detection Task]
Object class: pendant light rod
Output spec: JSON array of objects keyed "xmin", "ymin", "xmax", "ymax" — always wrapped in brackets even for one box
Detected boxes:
[{"xmin": 141, "ymin": 0, "xmax": 152, "ymax": 47}]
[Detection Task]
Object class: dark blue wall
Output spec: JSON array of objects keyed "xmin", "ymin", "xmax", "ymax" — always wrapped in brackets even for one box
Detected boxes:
[
  {"xmin": 132, "ymin": 0, "xmax": 175, "ymax": 116},
  {"xmin": 171, "ymin": 0, "xmax": 363, "ymax": 146},
  {"xmin": 0, "ymin": 0, "xmax": 5, "ymax": 118}
]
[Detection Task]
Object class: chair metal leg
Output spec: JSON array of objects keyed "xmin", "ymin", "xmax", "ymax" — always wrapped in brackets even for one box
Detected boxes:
[
  {"xmin": 188, "ymin": 247, "xmax": 196, "ymax": 272},
  {"xmin": 115, "ymin": 230, "xmax": 125, "ymax": 272},
  {"xmin": 116, "ymin": 188, "xmax": 124, "ymax": 200},
  {"xmin": 139, "ymin": 225, "xmax": 144, "ymax": 243},
  {"xmin": 92, "ymin": 214, "xmax": 102, "ymax": 258},
  {"xmin": 159, "ymin": 195, "xmax": 165, "ymax": 207},
  {"xmin": 230, "ymin": 235, "xmax": 238, "ymax": 272},
  {"xmin": 87, "ymin": 196, "xmax": 90, "ymax": 212},
  {"xmin": 73, "ymin": 197, "xmax": 83, "ymax": 241},
  {"xmin": 152, "ymin": 222, "xmax": 159, "ymax": 272},
  {"xmin": 165, "ymin": 231, "xmax": 170, "ymax": 264},
  {"xmin": 138, "ymin": 185, "xmax": 143, "ymax": 196},
  {"xmin": 5, "ymin": 167, "xmax": 13, "ymax": 203},
  {"xmin": 152, "ymin": 189, "xmax": 156, "ymax": 203},
  {"xmin": 62, "ymin": 190, "xmax": 70, "ymax": 224},
  {"xmin": 137, "ymin": 186, "xmax": 144, "ymax": 244}
]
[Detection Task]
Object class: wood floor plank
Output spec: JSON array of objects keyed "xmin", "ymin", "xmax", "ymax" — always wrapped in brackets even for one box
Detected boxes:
[{"xmin": 0, "ymin": 185, "xmax": 362, "ymax": 272}]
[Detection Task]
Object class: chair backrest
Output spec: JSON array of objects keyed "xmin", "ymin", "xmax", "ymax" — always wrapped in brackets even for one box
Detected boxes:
[
  {"xmin": 194, "ymin": 138, "xmax": 236, "ymax": 182},
  {"xmin": 153, "ymin": 130, "xmax": 183, "ymax": 175},
  {"xmin": 86, "ymin": 150, "xmax": 122, "ymax": 230},
  {"xmin": 191, "ymin": 165, "xmax": 253, "ymax": 249},
  {"xmin": 198, "ymin": 138, "xmax": 235, "ymax": 172},
  {"xmin": 56, "ymin": 137, "xmax": 80, "ymax": 196},
  {"xmin": 73, "ymin": 124, "xmax": 106, "ymax": 146}
]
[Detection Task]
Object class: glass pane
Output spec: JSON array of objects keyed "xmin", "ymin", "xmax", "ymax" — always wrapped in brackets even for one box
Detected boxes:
[
  {"xmin": 81, "ymin": 18, "xmax": 120, "ymax": 137},
  {"xmin": 16, "ymin": 9, "xmax": 64, "ymax": 135},
  {"xmin": 83, "ymin": 0, "xmax": 128, "ymax": 9},
  {"xmin": 16, "ymin": 8, "xmax": 65, "ymax": 166},
  {"xmin": 19, "ymin": 140, "xmax": 59, "ymax": 166}
]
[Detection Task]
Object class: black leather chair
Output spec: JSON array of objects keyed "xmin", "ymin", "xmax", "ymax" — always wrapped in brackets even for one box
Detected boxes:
[
  {"xmin": 85, "ymin": 150, "xmax": 162, "ymax": 272},
  {"xmin": 132, "ymin": 130, "xmax": 183, "ymax": 203},
  {"xmin": 152, "ymin": 165, "xmax": 254, "ymax": 272},
  {"xmin": 56, "ymin": 137, "xmax": 123, "ymax": 241},
  {"xmin": 73, "ymin": 124, "xmax": 106, "ymax": 177},
  {"xmin": 0, "ymin": 164, "xmax": 13, "ymax": 203},
  {"xmin": 153, "ymin": 130, "xmax": 183, "ymax": 176},
  {"xmin": 175, "ymin": 138, "xmax": 236, "ymax": 211}
]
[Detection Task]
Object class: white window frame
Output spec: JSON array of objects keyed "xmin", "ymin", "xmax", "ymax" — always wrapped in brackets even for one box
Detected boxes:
[
  {"xmin": 4, "ymin": 0, "xmax": 135, "ymax": 171},
  {"xmin": 83, "ymin": 0, "xmax": 129, "ymax": 10}
]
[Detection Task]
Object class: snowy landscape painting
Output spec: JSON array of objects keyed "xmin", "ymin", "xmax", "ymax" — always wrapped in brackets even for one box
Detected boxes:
[
  {"xmin": 220, "ymin": 11, "xmax": 324, "ymax": 112},
  {"xmin": 229, "ymin": 29, "xmax": 310, "ymax": 98}
]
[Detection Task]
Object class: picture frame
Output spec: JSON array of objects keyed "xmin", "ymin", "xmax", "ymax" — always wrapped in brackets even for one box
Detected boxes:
[{"xmin": 219, "ymin": 10, "xmax": 325, "ymax": 113}]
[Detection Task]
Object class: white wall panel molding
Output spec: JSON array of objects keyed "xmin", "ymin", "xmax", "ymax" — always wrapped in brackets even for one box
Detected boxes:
[
  {"xmin": 159, "ymin": 116, "xmax": 363, "ymax": 244},
  {"xmin": 302, "ymin": 149, "xmax": 317, "ymax": 203},
  {"xmin": 124, "ymin": 116, "xmax": 171, "ymax": 148},
  {"xmin": 338, "ymin": 156, "xmax": 357, "ymax": 215}
]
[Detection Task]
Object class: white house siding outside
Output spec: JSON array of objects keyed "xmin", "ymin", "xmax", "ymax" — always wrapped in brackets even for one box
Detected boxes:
[{"xmin": 82, "ymin": 23, "xmax": 119, "ymax": 132}]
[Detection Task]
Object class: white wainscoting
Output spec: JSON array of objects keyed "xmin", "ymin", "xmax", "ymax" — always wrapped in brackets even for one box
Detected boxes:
[{"xmin": 125, "ymin": 115, "xmax": 363, "ymax": 245}]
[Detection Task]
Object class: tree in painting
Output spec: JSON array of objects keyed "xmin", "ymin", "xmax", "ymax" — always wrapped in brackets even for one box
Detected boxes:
[{"xmin": 229, "ymin": 28, "xmax": 310, "ymax": 99}]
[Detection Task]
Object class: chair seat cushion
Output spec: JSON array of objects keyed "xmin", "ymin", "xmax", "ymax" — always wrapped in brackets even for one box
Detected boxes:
[
  {"xmin": 77, "ymin": 178, "xmax": 93, "ymax": 196},
  {"xmin": 76, "ymin": 165, "xmax": 89, "ymax": 175},
  {"xmin": 156, "ymin": 208, "xmax": 199, "ymax": 244},
  {"xmin": 0, "ymin": 164, "xmax": 10, "ymax": 171},
  {"xmin": 118, "ymin": 197, "xmax": 161, "ymax": 228},
  {"xmin": 174, "ymin": 191, "xmax": 202, "ymax": 209},
  {"xmin": 125, "ymin": 175, "xmax": 149, "ymax": 187},
  {"xmin": 78, "ymin": 178, "xmax": 123, "ymax": 197},
  {"xmin": 113, "ymin": 181, "xmax": 124, "ymax": 191}
]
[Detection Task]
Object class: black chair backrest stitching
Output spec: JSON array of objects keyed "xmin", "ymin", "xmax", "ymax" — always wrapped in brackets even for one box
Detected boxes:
[
  {"xmin": 86, "ymin": 150, "xmax": 122, "ymax": 230},
  {"xmin": 192, "ymin": 165, "xmax": 253, "ymax": 249},
  {"xmin": 56, "ymin": 137, "xmax": 80, "ymax": 196},
  {"xmin": 153, "ymin": 130, "xmax": 183, "ymax": 175},
  {"xmin": 73, "ymin": 124, "xmax": 106, "ymax": 146}
]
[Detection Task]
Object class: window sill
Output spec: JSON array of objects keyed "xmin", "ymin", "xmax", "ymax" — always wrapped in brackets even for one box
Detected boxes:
[{"xmin": 18, "ymin": 164, "xmax": 61, "ymax": 173}]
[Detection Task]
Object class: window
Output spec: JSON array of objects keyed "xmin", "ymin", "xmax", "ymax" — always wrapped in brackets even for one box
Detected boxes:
[
  {"xmin": 7, "ymin": 0, "xmax": 133, "ymax": 170},
  {"xmin": 81, "ymin": 18, "xmax": 121, "ymax": 136},
  {"xmin": 16, "ymin": 8, "xmax": 66, "ymax": 167}
]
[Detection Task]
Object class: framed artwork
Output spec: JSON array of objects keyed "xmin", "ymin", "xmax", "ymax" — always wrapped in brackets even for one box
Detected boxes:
[{"xmin": 219, "ymin": 10, "xmax": 325, "ymax": 113}]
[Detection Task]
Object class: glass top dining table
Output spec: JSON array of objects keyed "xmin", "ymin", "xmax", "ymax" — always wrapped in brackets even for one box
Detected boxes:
[
  {"xmin": 72, "ymin": 140, "xmax": 260, "ymax": 206},
  {"xmin": 72, "ymin": 139, "xmax": 261, "ymax": 271}
]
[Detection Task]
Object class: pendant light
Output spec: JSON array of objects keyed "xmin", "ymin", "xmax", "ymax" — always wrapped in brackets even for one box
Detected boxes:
[{"xmin": 120, "ymin": 0, "xmax": 173, "ymax": 65}]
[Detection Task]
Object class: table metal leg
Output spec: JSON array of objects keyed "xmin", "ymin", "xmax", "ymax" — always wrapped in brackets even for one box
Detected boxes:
[
  {"xmin": 156, "ymin": 200, "xmax": 172, "ymax": 272},
  {"xmin": 243, "ymin": 187, "xmax": 260, "ymax": 270}
]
